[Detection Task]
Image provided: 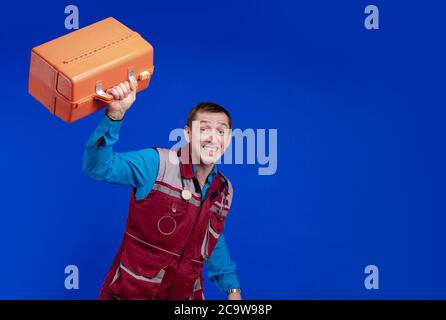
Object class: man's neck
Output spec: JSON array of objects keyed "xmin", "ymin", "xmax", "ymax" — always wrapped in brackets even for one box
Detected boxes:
[{"xmin": 195, "ymin": 163, "xmax": 214, "ymax": 187}]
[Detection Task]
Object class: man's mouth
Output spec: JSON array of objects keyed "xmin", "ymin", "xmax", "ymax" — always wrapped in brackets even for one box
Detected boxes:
[{"xmin": 202, "ymin": 145, "xmax": 219, "ymax": 153}]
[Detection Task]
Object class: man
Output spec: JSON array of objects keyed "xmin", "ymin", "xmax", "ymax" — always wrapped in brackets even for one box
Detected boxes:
[{"xmin": 82, "ymin": 80, "xmax": 241, "ymax": 300}]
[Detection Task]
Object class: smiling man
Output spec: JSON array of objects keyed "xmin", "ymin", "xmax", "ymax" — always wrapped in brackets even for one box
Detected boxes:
[{"xmin": 82, "ymin": 81, "xmax": 241, "ymax": 300}]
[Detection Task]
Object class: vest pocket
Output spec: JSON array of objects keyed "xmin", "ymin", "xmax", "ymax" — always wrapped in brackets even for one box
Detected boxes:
[
  {"xmin": 210, "ymin": 211, "xmax": 226, "ymax": 235},
  {"xmin": 108, "ymin": 262, "xmax": 165, "ymax": 300},
  {"xmin": 204, "ymin": 213, "xmax": 226, "ymax": 259},
  {"xmin": 107, "ymin": 233, "xmax": 174, "ymax": 300},
  {"xmin": 156, "ymin": 191, "xmax": 189, "ymax": 217},
  {"xmin": 188, "ymin": 276, "xmax": 204, "ymax": 300}
]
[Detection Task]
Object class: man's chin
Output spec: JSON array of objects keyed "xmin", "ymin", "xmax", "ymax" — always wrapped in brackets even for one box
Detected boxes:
[{"xmin": 200, "ymin": 154, "xmax": 220, "ymax": 166}]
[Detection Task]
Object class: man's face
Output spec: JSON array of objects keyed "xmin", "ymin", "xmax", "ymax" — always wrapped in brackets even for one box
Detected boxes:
[{"xmin": 184, "ymin": 111, "xmax": 231, "ymax": 165}]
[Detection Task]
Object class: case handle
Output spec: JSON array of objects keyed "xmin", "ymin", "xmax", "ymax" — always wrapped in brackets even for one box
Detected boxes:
[{"xmin": 94, "ymin": 68, "xmax": 143, "ymax": 103}]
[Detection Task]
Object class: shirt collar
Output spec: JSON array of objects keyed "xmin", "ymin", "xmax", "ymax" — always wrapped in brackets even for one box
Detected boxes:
[{"xmin": 193, "ymin": 163, "xmax": 218, "ymax": 182}]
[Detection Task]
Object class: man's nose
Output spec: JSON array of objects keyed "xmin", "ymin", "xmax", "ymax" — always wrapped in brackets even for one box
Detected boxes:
[{"xmin": 208, "ymin": 129, "xmax": 218, "ymax": 142}]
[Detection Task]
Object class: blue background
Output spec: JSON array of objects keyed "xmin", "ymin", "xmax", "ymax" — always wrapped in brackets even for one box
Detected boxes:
[{"xmin": 0, "ymin": 0, "xmax": 445, "ymax": 299}]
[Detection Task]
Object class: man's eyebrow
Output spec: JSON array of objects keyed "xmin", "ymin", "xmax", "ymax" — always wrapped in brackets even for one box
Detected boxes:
[{"xmin": 199, "ymin": 120, "xmax": 229, "ymax": 127}]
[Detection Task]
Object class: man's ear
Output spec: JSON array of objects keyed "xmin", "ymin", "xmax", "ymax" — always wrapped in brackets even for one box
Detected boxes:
[{"xmin": 184, "ymin": 125, "xmax": 191, "ymax": 143}]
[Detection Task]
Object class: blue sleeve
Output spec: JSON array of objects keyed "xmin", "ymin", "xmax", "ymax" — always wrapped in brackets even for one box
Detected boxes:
[
  {"xmin": 205, "ymin": 233, "xmax": 241, "ymax": 292},
  {"xmin": 82, "ymin": 114, "xmax": 159, "ymax": 200}
]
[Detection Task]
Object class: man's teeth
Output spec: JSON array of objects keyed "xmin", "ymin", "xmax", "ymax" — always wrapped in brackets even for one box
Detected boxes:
[{"xmin": 203, "ymin": 146, "xmax": 218, "ymax": 152}]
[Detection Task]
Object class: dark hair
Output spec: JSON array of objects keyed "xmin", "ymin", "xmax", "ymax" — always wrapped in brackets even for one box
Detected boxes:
[{"xmin": 187, "ymin": 102, "xmax": 232, "ymax": 129}]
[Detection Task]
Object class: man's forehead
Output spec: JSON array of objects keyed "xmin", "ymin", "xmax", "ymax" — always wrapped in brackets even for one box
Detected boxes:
[{"xmin": 194, "ymin": 112, "xmax": 229, "ymax": 126}]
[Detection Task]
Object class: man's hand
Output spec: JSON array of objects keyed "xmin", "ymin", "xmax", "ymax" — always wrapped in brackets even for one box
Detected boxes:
[
  {"xmin": 106, "ymin": 81, "xmax": 136, "ymax": 120},
  {"xmin": 228, "ymin": 292, "xmax": 242, "ymax": 300}
]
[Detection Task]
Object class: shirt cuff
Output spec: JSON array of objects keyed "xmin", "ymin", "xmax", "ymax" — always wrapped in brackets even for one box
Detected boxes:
[
  {"xmin": 105, "ymin": 110, "xmax": 124, "ymax": 122},
  {"xmin": 217, "ymin": 273, "xmax": 241, "ymax": 293},
  {"xmin": 97, "ymin": 113, "xmax": 123, "ymax": 146}
]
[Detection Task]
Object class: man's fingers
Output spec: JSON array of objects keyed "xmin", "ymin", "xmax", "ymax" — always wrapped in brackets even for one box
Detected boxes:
[
  {"xmin": 114, "ymin": 85, "xmax": 124, "ymax": 100},
  {"xmin": 119, "ymin": 82, "xmax": 129, "ymax": 98},
  {"xmin": 123, "ymin": 81, "xmax": 131, "ymax": 93},
  {"xmin": 106, "ymin": 88, "xmax": 120, "ymax": 100},
  {"xmin": 106, "ymin": 81, "xmax": 135, "ymax": 100}
]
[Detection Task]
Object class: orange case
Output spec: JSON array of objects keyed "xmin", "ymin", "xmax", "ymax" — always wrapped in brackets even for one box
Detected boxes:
[{"xmin": 28, "ymin": 17, "xmax": 154, "ymax": 122}]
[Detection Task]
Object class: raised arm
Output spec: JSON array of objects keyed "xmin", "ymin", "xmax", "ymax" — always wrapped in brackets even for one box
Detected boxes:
[{"xmin": 82, "ymin": 81, "xmax": 159, "ymax": 197}]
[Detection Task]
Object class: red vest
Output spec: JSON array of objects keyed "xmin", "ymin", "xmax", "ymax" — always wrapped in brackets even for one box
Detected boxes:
[{"xmin": 98, "ymin": 144, "xmax": 233, "ymax": 300}]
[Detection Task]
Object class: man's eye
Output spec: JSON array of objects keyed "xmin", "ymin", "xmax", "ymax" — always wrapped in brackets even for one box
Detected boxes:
[{"xmin": 218, "ymin": 130, "xmax": 225, "ymax": 135}]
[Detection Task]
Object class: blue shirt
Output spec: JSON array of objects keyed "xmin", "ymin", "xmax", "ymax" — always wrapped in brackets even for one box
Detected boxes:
[{"xmin": 82, "ymin": 114, "xmax": 240, "ymax": 292}]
